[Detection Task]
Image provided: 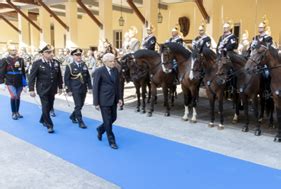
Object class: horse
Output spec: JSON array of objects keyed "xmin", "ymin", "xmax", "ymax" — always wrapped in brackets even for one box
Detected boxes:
[
  {"xmin": 120, "ymin": 53, "xmax": 151, "ymax": 113},
  {"xmin": 247, "ymin": 42, "xmax": 281, "ymax": 142},
  {"xmin": 198, "ymin": 49, "xmax": 227, "ymax": 129},
  {"xmin": 122, "ymin": 49, "xmax": 177, "ymax": 117},
  {"xmin": 215, "ymin": 51, "xmax": 273, "ymax": 136},
  {"xmin": 160, "ymin": 42, "xmax": 202, "ymax": 123}
]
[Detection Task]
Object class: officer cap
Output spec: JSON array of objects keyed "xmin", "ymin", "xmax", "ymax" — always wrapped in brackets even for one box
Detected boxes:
[{"xmin": 71, "ymin": 48, "xmax": 83, "ymax": 56}]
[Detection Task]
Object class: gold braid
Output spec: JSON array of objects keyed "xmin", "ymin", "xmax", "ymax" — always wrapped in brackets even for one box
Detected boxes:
[{"xmin": 67, "ymin": 63, "xmax": 84, "ymax": 84}]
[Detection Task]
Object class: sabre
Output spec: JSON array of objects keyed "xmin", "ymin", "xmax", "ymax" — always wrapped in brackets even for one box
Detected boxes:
[
  {"xmin": 63, "ymin": 90, "xmax": 71, "ymax": 107},
  {"xmin": 32, "ymin": 96, "xmax": 41, "ymax": 109}
]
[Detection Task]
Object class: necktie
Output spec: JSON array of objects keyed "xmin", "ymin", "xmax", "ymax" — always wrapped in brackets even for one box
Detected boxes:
[{"xmin": 109, "ymin": 68, "xmax": 114, "ymax": 80}]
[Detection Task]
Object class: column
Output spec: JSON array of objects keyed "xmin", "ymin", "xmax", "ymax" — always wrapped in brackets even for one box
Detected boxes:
[{"xmin": 99, "ymin": 0, "xmax": 113, "ymax": 43}]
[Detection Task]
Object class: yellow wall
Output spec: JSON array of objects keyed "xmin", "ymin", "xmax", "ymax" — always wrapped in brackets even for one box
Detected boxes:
[
  {"xmin": 1, "ymin": 0, "xmax": 281, "ymax": 51},
  {"xmin": 0, "ymin": 20, "xmax": 19, "ymax": 50}
]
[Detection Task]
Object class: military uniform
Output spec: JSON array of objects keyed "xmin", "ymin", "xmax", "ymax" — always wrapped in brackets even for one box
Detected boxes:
[
  {"xmin": 29, "ymin": 46, "xmax": 63, "ymax": 133},
  {"xmin": 251, "ymin": 33, "xmax": 273, "ymax": 50},
  {"xmin": 192, "ymin": 35, "xmax": 211, "ymax": 54},
  {"xmin": 168, "ymin": 36, "xmax": 184, "ymax": 45},
  {"xmin": 142, "ymin": 34, "xmax": 157, "ymax": 51},
  {"xmin": 0, "ymin": 55, "xmax": 26, "ymax": 120},
  {"xmin": 217, "ymin": 33, "xmax": 238, "ymax": 56},
  {"xmin": 64, "ymin": 49, "xmax": 92, "ymax": 128}
]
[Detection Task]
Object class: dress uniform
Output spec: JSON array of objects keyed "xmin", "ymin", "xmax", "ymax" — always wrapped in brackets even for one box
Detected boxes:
[
  {"xmin": 28, "ymin": 44, "xmax": 63, "ymax": 133},
  {"xmin": 167, "ymin": 27, "xmax": 184, "ymax": 45},
  {"xmin": 192, "ymin": 23, "xmax": 211, "ymax": 55},
  {"xmin": 0, "ymin": 45, "xmax": 27, "ymax": 120},
  {"xmin": 216, "ymin": 21, "xmax": 238, "ymax": 58},
  {"xmin": 64, "ymin": 48, "xmax": 92, "ymax": 129},
  {"xmin": 142, "ymin": 26, "xmax": 157, "ymax": 51}
]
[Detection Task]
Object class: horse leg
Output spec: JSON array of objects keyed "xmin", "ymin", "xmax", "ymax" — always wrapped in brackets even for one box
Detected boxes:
[
  {"xmin": 190, "ymin": 89, "xmax": 198, "ymax": 123},
  {"xmin": 253, "ymin": 97, "xmax": 261, "ymax": 136},
  {"xmin": 274, "ymin": 107, "xmax": 281, "ymax": 142},
  {"xmin": 241, "ymin": 95, "xmax": 249, "ymax": 132},
  {"xmin": 182, "ymin": 89, "xmax": 189, "ymax": 121},
  {"xmin": 171, "ymin": 86, "xmax": 175, "ymax": 107},
  {"xmin": 217, "ymin": 93, "xmax": 224, "ymax": 130},
  {"xmin": 135, "ymin": 82, "xmax": 141, "ymax": 112},
  {"xmin": 147, "ymin": 81, "xmax": 151, "ymax": 104},
  {"xmin": 259, "ymin": 95, "xmax": 265, "ymax": 123},
  {"xmin": 163, "ymin": 86, "xmax": 170, "ymax": 117},
  {"xmin": 147, "ymin": 83, "xmax": 157, "ymax": 117},
  {"xmin": 208, "ymin": 95, "xmax": 215, "ymax": 128},
  {"xmin": 232, "ymin": 92, "xmax": 240, "ymax": 123},
  {"xmin": 141, "ymin": 83, "xmax": 146, "ymax": 114}
]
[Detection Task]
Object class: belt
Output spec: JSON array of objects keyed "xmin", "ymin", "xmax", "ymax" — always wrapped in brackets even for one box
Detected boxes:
[{"xmin": 7, "ymin": 71, "xmax": 22, "ymax": 75}]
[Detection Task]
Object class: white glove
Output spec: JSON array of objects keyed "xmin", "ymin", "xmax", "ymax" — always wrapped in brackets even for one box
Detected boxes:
[{"xmin": 0, "ymin": 84, "xmax": 6, "ymax": 91}]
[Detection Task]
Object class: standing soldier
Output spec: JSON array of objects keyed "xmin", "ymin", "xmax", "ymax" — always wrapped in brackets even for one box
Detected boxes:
[
  {"xmin": 28, "ymin": 43, "xmax": 63, "ymax": 133},
  {"xmin": 142, "ymin": 26, "xmax": 157, "ymax": 51},
  {"xmin": 0, "ymin": 45, "xmax": 27, "ymax": 120},
  {"xmin": 64, "ymin": 48, "xmax": 92, "ymax": 129}
]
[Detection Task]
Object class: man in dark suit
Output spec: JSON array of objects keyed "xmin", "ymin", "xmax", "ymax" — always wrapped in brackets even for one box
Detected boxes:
[
  {"xmin": 29, "ymin": 43, "xmax": 63, "ymax": 133},
  {"xmin": 93, "ymin": 53, "xmax": 122, "ymax": 149},
  {"xmin": 64, "ymin": 48, "xmax": 92, "ymax": 128}
]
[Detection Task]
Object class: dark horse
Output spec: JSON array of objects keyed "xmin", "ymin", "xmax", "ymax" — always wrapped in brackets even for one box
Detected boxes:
[
  {"xmin": 160, "ymin": 42, "xmax": 202, "ymax": 122},
  {"xmin": 121, "ymin": 49, "xmax": 177, "ymax": 117},
  {"xmin": 197, "ymin": 49, "xmax": 228, "ymax": 129},
  {"xmin": 120, "ymin": 53, "xmax": 151, "ymax": 113},
  {"xmin": 247, "ymin": 42, "xmax": 281, "ymax": 142}
]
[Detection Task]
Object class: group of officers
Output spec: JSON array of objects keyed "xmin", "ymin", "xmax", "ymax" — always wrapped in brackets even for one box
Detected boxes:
[
  {"xmin": 0, "ymin": 16, "xmax": 276, "ymax": 143},
  {"xmin": 0, "ymin": 44, "xmax": 92, "ymax": 134}
]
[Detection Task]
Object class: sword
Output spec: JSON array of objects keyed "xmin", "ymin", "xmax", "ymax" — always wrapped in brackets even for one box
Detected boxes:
[
  {"xmin": 63, "ymin": 90, "xmax": 71, "ymax": 107},
  {"xmin": 32, "ymin": 96, "xmax": 41, "ymax": 109}
]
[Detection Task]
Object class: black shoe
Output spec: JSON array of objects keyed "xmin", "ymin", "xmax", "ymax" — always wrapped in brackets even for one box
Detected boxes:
[
  {"xmin": 70, "ymin": 116, "xmax": 78, "ymax": 124},
  {"xmin": 79, "ymin": 122, "xmax": 87, "ymax": 129},
  {"xmin": 16, "ymin": 112, "xmax": 23, "ymax": 118},
  {"xmin": 50, "ymin": 111, "xmax": 56, "ymax": 117},
  {"xmin": 12, "ymin": 113, "xmax": 18, "ymax": 120},
  {"xmin": 96, "ymin": 128, "xmax": 102, "ymax": 141},
  {"xmin": 48, "ymin": 127, "xmax": 54, "ymax": 133},
  {"xmin": 110, "ymin": 143, "xmax": 118, "ymax": 149}
]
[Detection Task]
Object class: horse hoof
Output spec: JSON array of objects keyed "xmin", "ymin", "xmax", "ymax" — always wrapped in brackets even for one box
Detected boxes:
[
  {"xmin": 135, "ymin": 108, "xmax": 140, "ymax": 112},
  {"xmin": 147, "ymin": 100, "xmax": 151, "ymax": 104},
  {"xmin": 254, "ymin": 129, "xmax": 261, "ymax": 136},
  {"xmin": 218, "ymin": 124, "xmax": 224, "ymax": 130},
  {"xmin": 182, "ymin": 117, "xmax": 188, "ymax": 121},
  {"xmin": 141, "ymin": 110, "xmax": 146, "ymax": 114},
  {"xmin": 190, "ymin": 120, "xmax": 197, "ymax": 123},
  {"xmin": 164, "ymin": 113, "xmax": 170, "ymax": 117},
  {"xmin": 119, "ymin": 106, "xmax": 124, "ymax": 111},
  {"xmin": 242, "ymin": 126, "xmax": 249, "ymax": 132},
  {"xmin": 274, "ymin": 135, "xmax": 281, "ymax": 142},
  {"xmin": 208, "ymin": 122, "xmax": 214, "ymax": 128},
  {"xmin": 147, "ymin": 112, "xmax": 152, "ymax": 117},
  {"xmin": 258, "ymin": 117, "xmax": 263, "ymax": 123}
]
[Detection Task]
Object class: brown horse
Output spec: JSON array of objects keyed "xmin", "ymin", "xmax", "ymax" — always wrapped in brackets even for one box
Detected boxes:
[
  {"xmin": 215, "ymin": 52, "xmax": 272, "ymax": 136},
  {"xmin": 160, "ymin": 42, "xmax": 202, "ymax": 122},
  {"xmin": 199, "ymin": 50, "xmax": 227, "ymax": 129},
  {"xmin": 120, "ymin": 53, "xmax": 151, "ymax": 113},
  {"xmin": 121, "ymin": 50, "xmax": 177, "ymax": 117},
  {"xmin": 247, "ymin": 42, "xmax": 281, "ymax": 142}
]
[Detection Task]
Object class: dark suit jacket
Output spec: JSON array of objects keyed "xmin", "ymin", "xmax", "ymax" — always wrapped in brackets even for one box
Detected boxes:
[
  {"xmin": 93, "ymin": 66, "xmax": 120, "ymax": 106},
  {"xmin": 64, "ymin": 61, "xmax": 92, "ymax": 94},
  {"xmin": 28, "ymin": 58, "xmax": 63, "ymax": 96}
]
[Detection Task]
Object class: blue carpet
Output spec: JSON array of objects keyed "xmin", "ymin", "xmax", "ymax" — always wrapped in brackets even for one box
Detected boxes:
[{"xmin": 0, "ymin": 94, "xmax": 281, "ymax": 189}]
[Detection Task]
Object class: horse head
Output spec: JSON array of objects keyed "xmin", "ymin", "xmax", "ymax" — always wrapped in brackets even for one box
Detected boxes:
[
  {"xmin": 245, "ymin": 40, "xmax": 276, "ymax": 77},
  {"xmin": 120, "ymin": 53, "xmax": 135, "ymax": 82},
  {"xmin": 159, "ymin": 44, "xmax": 175, "ymax": 74}
]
